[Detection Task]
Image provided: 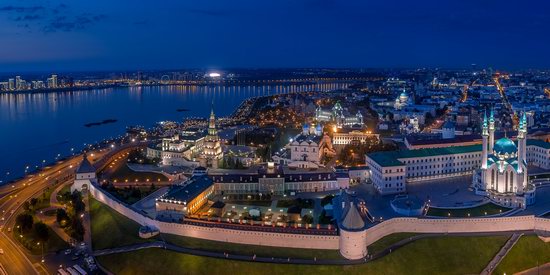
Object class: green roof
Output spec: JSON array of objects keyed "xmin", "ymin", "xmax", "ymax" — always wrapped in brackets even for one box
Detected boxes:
[
  {"xmin": 367, "ymin": 152, "xmax": 405, "ymax": 167},
  {"xmin": 366, "ymin": 139, "xmax": 550, "ymax": 168},
  {"xmin": 367, "ymin": 144, "xmax": 482, "ymax": 167}
]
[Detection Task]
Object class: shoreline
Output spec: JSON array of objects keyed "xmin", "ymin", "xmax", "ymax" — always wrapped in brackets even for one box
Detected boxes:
[{"xmin": 0, "ymin": 79, "xmax": 357, "ymax": 95}]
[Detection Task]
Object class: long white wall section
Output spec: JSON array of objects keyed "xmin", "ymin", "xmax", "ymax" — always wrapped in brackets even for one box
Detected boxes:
[{"xmin": 363, "ymin": 216, "xmax": 550, "ymax": 247}]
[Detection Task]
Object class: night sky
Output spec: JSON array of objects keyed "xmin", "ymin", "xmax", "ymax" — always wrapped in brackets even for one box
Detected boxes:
[{"xmin": 1, "ymin": 0, "xmax": 549, "ymax": 72}]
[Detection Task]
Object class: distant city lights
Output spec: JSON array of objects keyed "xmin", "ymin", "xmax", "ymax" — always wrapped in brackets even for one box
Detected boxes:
[{"xmin": 208, "ymin": 72, "xmax": 221, "ymax": 78}]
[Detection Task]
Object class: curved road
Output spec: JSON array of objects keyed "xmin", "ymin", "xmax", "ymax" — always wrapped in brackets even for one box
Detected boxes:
[{"xmin": 0, "ymin": 143, "xmax": 136, "ymax": 275}]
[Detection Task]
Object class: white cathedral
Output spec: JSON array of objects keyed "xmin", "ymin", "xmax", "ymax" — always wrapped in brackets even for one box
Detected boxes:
[{"xmin": 475, "ymin": 110, "xmax": 536, "ymax": 208}]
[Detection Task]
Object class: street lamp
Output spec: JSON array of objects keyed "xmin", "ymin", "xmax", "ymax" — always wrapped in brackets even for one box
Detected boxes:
[{"xmin": 37, "ymin": 242, "xmax": 44, "ymax": 263}]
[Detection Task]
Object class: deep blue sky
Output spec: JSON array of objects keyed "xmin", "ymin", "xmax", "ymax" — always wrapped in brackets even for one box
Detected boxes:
[{"xmin": 1, "ymin": 0, "xmax": 549, "ymax": 72}]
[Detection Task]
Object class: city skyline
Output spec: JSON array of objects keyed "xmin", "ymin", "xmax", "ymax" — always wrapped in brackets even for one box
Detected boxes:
[{"xmin": 1, "ymin": 0, "xmax": 550, "ymax": 72}]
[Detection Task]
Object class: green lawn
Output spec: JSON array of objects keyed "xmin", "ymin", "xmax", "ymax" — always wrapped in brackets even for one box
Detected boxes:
[
  {"xmin": 495, "ymin": 235, "xmax": 550, "ymax": 274},
  {"xmin": 367, "ymin": 232, "xmax": 419, "ymax": 255},
  {"xmin": 109, "ymin": 164, "xmax": 168, "ymax": 183},
  {"xmin": 89, "ymin": 198, "xmax": 157, "ymax": 250},
  {"xmin": 426, "ymin": 203, "xmax": 510, "ymax": 218},
  {"xmin": 162, "ymin": 234, "xmax": 342, "ymax": 260},
  {"xmin": 98, "ymin": 235, "xmax": 508, "ymax": 275}
]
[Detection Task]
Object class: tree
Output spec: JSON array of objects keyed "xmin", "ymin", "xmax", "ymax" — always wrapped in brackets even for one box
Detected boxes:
[
  {"xmin": 30, "ymin": 198, "xmax": 39, "ymax": 210},
  {"xmin": 71, "ymin": 191, "xmax": 85, "ymax": 214},
  {"xmin": 130, "ymin": 187, "xmax": 142, "ymax": 199},
  {"xmin": 33, "ymin": 222, "xmax": 49, "ymax": 243},
  {"xmin": 23, "ymin": 201, "xmax": 31, "ymax": 212},
  {"xmin": 69, "ymin": 217, "xmax": 85, "ymax": 241},
  {"xmin": 302, "ymin": 214, "xmax": 314, "ymax": 224},
  {"xmin": 15, "ymin": 213, "xmax": 34, "ymax": 233},
  {"xmin": 56, "ymin": 208, "xmax": 70, "ymax": 227}
]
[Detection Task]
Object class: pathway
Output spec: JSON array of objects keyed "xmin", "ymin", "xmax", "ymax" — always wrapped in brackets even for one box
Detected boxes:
[
  {"xmin": 481, "ymin": 233, "xmax": 523, "ymax": 275},
  {"xmin": 35, "ymin": 180, "xmax": 74, "ymax": 244}
]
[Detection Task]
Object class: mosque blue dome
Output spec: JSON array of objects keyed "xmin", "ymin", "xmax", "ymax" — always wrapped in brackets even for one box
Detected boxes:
[{"xmin": 494, "ymin": 138, "xmax": 517, "ymax": 155}]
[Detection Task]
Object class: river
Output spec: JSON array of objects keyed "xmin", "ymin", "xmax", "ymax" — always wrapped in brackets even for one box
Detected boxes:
[{"xmin": 0, "ymin": 82, "xmax": 350, "ymax": 183}]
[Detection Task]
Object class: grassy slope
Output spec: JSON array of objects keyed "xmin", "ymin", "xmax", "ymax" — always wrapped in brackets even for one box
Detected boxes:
[
  {"xmin": 495, "ymin": 235, "xmax": 550, "ymax": 274},
  {"xmin": 162, "ymin": 234, "xmax": 342, "ymax": 260},
  {"xmin": 89, "ymin": 198, "xmax": 156, "ymax": 250},
  {"xmin": 366, "ymin": 232, "xmax": 419, "ymax": 255},
  {"xmin": 98, "ymin": 236, "xmax": 508, "ymax": 275}
]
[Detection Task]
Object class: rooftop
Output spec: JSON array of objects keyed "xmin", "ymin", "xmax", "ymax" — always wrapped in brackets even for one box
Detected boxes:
[
  {"xmin": 159, "ymin": 176, "xmax": 213, "ymax": 203},
  {"xmin": 368, "ymin": 139, "xmax": 550, "ymax": 167},
  {"xmin": 77, "ymin": 155, "xmax": 96, "ymax": 174}
]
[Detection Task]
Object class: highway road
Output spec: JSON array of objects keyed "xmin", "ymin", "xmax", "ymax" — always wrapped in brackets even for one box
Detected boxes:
[
  {"xmin": 0, "ymin": 149, "xmax": 110, "ymax": 275},
  {"xmin": 0, "ymin": 141, "xmax": 145, "ymax": 275}
]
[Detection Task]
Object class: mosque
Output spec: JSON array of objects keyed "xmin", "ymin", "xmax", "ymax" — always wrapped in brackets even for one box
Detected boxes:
[
  {"xmin": 367, "ymin": 110, "xmax": 548, "ymax": 208},
  {"xmin": 474, "ymin": 111, "xmax": 536, "ymax": 208}
]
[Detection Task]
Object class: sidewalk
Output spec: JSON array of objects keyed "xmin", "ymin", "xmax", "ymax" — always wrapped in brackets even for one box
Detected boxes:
[{"xmin": 481, "ymin": 233, "xmax": 523, "ymax": 275}]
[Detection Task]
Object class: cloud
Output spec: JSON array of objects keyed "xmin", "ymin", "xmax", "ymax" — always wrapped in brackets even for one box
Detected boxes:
[
  {"xmin": 52, "ymin": 3, "xmax": 68, "ymax": 14},
  {"xmin": 15, "ymin": 14, "xmax": 42, "ymax": 21},
  {"xmin": 0, "ymin": 3, "xmax": 107, "ymax": 33},
  {"xmin": 44, "ymin": 13, "xmax": 108, "ymax": 32},
  {"xmin": 0, "ymin": 6, "xmax": 44, "ymax": 13}
]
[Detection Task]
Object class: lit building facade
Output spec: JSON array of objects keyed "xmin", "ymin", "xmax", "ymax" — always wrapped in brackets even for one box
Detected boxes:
[
  {"xmin": 315, "ymin": 101, "xmax": 363, "ymax": 128},
  {"xmin": 366, "ymin": 112, "xmax": 550, "ymax": 197},
  {"xmin": 474, "ymin": 111, "xmax": 536, "ymax": 208}
]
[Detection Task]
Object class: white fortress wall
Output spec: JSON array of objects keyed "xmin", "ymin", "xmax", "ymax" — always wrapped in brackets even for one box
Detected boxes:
[{"xmin": 363, "ymin": 216, "xmax": 548, "ymax": 247}]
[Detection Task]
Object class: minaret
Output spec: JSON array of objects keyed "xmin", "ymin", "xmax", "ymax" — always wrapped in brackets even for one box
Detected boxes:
[
  {"xmin": 517, "ymin": 112, "xmax": 527, "ymax": 173},
  {"xmin": 481, "ymin": 110, "xmax": 489, "ymax": 169},
  {"xmin": 521, "ymin": 112, "xmax": 527, "ymax": 161},
  {"xmin": 488, "ymin": 107, "xmax": 495, "ymax": 154}
]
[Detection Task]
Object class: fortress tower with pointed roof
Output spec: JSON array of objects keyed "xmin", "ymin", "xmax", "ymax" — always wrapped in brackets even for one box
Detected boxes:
[{"xmin": 71, "ymin": 154, "xmax": 97, "ymax": 192}]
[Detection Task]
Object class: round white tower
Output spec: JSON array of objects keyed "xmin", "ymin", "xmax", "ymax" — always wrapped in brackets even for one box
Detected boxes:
[{"xmin": 338, "ymin": 193, "xmax": 367, "ymax": 260}]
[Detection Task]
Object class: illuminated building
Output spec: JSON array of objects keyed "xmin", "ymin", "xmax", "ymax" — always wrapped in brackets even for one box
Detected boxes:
[
  {"xmin": 199, "ymin": 103, "xmax": 223, "ymax": 168},
  {"xmin": 315, "ymin": 101, "xmax": 363, "ymax": 128}
]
